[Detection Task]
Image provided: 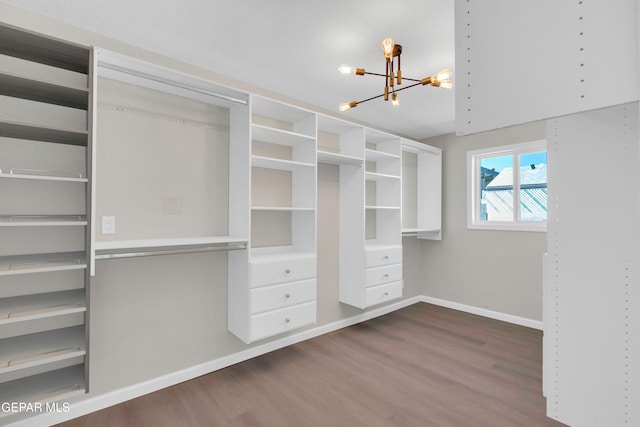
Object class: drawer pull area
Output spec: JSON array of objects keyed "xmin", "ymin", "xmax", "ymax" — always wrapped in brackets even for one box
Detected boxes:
[
  {"xmin": 366, "ymin": 246, "xmax": 402, "ymax": 267},
  {"xmin": 251, "ymin": 279, "xmax": 316, "ymax": 314},
  {"xmin": 365, "ymin": 282, "xmax": 402, "ymax": 307},
  {"xmin": 365, "ymin": 263, "xmax": 402, "ymax": 288},
  {"xmin": 250, "ymin": 301, "xmax": 316, "ymax": 342},
  {"xmin": 250, "ymin": 255, "xmax": 316, "ymax": 288}
]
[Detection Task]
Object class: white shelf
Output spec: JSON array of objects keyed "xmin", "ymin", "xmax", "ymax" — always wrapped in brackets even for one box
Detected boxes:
[
  {"xmin": 252, "ymin": 124, "xmax": 315, "ymax": 146},
  {"xmin": 0, "ymin": 364, "xmax": 85, "ymax": 406},
  {"xmin": 0, "ymin": 215, "xmax": 87, "ymax": 227},
  {"xmin": 0, "ymin": 326, "xmax": 85, "ymax": 381},
  {"xmin": 366, "ymin": 205, "xmax": 401, "ymax": 210},
  {"xmin": 94, "ymin": 236, "xmax": 247, "ymax": 251},
  {"xmin": 250, "ymin": 247, "xmax": 315, "ymax": 264},
  {"xmin": 365, "ymin": 171, "xmax": 401, "ymax": 181},
  {"xmin": 251, "ymin": 206, "xmax": 315, "ymax": 212},
  {"xmin": 365, "ymin": 148, "xmax": 401, "ymax": 162},
  {"xmin": 402, "ymin": 227, "xmax": 441, "ymax": 235},
  {"xmin": 317, "ymin": 150, "xmax": 363, "ymax": 165},
  {"xmin": 0, "ymin": 253, "xmax": 87, "ymax": 276},
  {"xmin": 0, "ymin": 118, "xmax": 88, "ymax": 146},
  {"xmin": 0, "ymin": 290, "xmax": 85, "ymax": 325},
  {"xmin": 251, "ymin": 155, "xmax": 315, "ymax": 171},
  {"xmin": 0, "ymin": 169, "xmax": 86, "ymax": 183}
]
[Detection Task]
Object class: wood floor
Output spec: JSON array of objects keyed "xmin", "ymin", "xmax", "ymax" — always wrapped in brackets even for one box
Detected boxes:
[{"xmin": 57, "ymin": 303, "xmax": 566, "ymax": 427}]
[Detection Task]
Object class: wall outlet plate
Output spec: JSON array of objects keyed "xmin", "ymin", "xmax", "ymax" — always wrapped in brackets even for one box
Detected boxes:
[{"xmin": 102, "ymin": 216, "xmax": 116, "ymax": 234}]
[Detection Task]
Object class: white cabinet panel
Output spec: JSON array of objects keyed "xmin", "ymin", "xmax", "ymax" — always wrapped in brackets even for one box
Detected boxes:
[
  {"xmin": 365, "ymin": 264, "xmax": 402, "ymax": 288},
  {"xmin": 365, "ymin": 246, "xmax": 402, "ymax": 268},
  {"xmin": 250, "ymin": 301, "xmax": 316, "ymax": 342},
  {"xmin": 250, "ymin": 279, "xmax": 315, "ymax": 314},
  {"xmin": 249, "ymin": 254, "xmax": 316, "ymax": 288},
  {"xmin": 365, "ymin": 281, "xmax": 403, "ymax": 308}
]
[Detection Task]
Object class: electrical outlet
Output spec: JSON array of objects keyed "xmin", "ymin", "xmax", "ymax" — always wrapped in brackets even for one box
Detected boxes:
[{"xmin": 102, "ymin": 216, "xmax": 116, "ymax": 234}]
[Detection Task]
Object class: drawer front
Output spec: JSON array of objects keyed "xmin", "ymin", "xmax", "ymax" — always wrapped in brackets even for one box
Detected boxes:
[
  {"xmin": 365, "ymin": 246, "xmax": 402, "ymax": 268},
  {"xmin": 365, "ymin": 281, "xmax": 403, "ymax": 307},
  {"xmin": 250, "ymin": 301, "xmax": 316, "ymax": 342},
  {"xmin": 250, "ymin": 256, "xmax": 316, "ymax": 288},
  {"xmin": 251, "ymin": 279, "xmax": 316, "ymax": 314},
  {"xmin": 365, "ymin": 264, "xmax": 402, "ymax": 288}
]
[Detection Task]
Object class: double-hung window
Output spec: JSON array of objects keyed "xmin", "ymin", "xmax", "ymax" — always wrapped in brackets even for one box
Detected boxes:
[{"xmin": 467, "ymin": 140, "xmax": 547, "ymax": 232}]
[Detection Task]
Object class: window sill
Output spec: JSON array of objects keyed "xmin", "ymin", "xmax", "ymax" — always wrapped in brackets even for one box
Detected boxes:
[{"xmin": 467, "ymin": 222, "xmax": 546, "ymax": 233}]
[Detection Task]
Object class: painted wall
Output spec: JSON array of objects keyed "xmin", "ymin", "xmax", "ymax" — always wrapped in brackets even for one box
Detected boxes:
[{"xmin": 420, "ymin": 121, "xmax": 547, "ymax": 322}]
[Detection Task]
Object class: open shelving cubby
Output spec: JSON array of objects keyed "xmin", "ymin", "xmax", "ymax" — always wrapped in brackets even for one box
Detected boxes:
[
  {"xmin": 0, "ymin": 22, "xmax": 92, "ymax": 415},
  {"xmin": 401, "ymin": 140, "xmax": 442, "ymax": 240}
]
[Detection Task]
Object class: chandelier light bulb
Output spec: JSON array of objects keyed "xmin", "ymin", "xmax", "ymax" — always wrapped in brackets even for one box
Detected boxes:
[
  {"xmin": 391, "ymin": 93, "xmax": 400, "ymax": 107},
  {"xmin": 433, "ymin": 69, "xmax": 453, "ymax": 83},
  {"xmin": 339, "ymin": 101, "xmax": 358, "ymax": 111},
  {"xmin": 381, "ymin": 38, "xmax": 395, "ymax": 59},
  {"xmin": 438, "ymin": 79, "xmax": 454, "ymax": 89},
  {"xmin": 338, "ymin": 64, "xmax": 354, "ymax": 74}
]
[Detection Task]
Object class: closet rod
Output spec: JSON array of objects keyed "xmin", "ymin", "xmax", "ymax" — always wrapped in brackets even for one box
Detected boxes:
[
  {"xmin": 95, "ymin": 243, "xmax": 247, "ymax": 260},
  {"xmin": 98, "ymin": 62, "xmax": 248, "ymax": 106}
]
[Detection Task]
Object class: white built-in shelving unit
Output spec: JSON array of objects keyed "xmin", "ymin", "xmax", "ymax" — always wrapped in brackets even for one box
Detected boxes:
[
  {"xmin": 228, "ymin": 96, "xmax": 318, "ymax": 343},
  {"xmin": 0, "ymin": 23, "xmax": 91, "ymax": 415},
  {"xmin": 316, "ymin": 117, "xmax": 408, "ymax": 309}
]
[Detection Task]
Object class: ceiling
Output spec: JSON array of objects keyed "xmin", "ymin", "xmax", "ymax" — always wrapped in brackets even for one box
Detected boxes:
[{"xmin": 2, "ymin": 0, "xmax": 456, "ymax": 140}]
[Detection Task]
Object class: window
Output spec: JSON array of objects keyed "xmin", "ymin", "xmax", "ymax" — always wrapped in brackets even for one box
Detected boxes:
[{"xmin": 467, "ymin": 140, "xmax": 547, "ymax": 232}]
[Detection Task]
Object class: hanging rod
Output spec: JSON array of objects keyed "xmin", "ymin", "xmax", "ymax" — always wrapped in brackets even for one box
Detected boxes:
[
  {"xmin": 95, "ymin": 242, "xmax": 247, "ymax": 260},
  {"xmin": 98, "ymin": 61, "xmax": 248, "ymax": 106}
]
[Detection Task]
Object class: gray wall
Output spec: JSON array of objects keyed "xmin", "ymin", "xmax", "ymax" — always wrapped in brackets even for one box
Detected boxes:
[{"xmin": 420, "ymin": 121, "xmax": 547, "ymax": 321}]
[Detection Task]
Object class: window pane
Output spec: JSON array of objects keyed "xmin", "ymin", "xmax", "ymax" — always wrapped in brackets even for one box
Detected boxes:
[
  {"xmin": 519, "ymin": 151, "xmax": 547, "ymax": 221},
  {"xmin": 480, "ymin": 155, "xmax": 513, "ymax": 221}
]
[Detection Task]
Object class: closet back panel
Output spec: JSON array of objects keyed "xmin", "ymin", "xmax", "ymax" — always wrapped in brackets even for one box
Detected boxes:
[{"xmin": 95, "ymin": 78, "xmax": 230, "ymax": 241}]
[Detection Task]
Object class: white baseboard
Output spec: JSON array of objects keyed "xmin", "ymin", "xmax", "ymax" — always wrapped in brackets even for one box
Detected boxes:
[
  {"xmin": 420, "ymin": 295, "xmax": 544, "ymax": 330},
  {"xmin": 13, "ymin": 296, "xmax": 422, "ymax": 427}
]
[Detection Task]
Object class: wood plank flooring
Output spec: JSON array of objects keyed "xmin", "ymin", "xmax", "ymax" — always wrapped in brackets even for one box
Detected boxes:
[{"xmin": 57, "ymin": 303, "xmax": 566, "ymax": 427}]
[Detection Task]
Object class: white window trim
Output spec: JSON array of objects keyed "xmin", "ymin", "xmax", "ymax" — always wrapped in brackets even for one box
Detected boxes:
[{"xmin": 467, "ymin": 139, "xmax": 547, "ymax": 232}]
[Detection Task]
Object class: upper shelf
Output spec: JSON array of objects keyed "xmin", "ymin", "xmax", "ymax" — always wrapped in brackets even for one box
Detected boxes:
[
  {"xmin": 252, "ymin": 124, "xmax": 315, "ymax": 147},
  {"xmin": 0, "ymin": 72, "xmax": 88, "ymax": 110},
  {"xmin": 252, "ymin": 155, "xmax": 315, "ymax": 171},
  {"xmin": 365, "ymin": 149, "xmax": 401, "ymax": 162},
  {"xmin": 0, "ymin": 119, "xmax": 88, "ymax": 146},
  {"xmin": 0, "ymin": 24, "xmax": 89, "ymax": 74},
  {"xmin": 317, "ymin": 150, "xmax": 363, "ymax": 166}
]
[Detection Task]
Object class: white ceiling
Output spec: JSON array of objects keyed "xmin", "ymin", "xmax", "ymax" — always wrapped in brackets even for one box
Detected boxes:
[{"xmin": 2, "ymin": 0, "xmax": 456, "ymax": 140}]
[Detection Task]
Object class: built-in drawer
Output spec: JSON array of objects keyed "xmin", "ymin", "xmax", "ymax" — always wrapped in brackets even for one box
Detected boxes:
[
  {"xmin": 250, "ymin": 255, "xmax": 316, "ymax": 288},
  {"xmin": 365, "ymin": 263, "xmax": 402, "ymax": 288},
  {"xmin": 365, "ymin": 246, "xmax": 402, "ymax": 268},
  {"xmin": 365, "ymin": 281, "xmax": 402, "ymax": 307},
  {"xmin": 251, "ymin": 279, "xmax": 316, "ymax": 314},
  {"xmin": 250, "ymin": 301, "xmax": 316, "ymax": 342}
]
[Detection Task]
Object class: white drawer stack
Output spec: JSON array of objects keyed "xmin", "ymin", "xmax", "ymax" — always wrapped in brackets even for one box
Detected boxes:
[
  {"xmin": 364, "ymin": 246, "xmax": 403, "ymax": 307},
  {"xmin": 249, "ymin": 253, "xmax": 316, "ymax": 342}
]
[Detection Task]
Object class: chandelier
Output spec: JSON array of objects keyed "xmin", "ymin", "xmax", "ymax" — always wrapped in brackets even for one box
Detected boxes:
[{"xmin": 338, "ymin": 38, "xmax": 453, "ymax": 111}]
